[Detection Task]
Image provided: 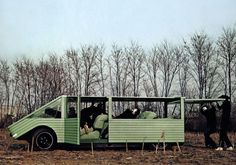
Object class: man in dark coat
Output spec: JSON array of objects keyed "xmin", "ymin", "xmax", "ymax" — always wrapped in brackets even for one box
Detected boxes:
[
  {"xmin": 200, "ymin": 103, "xmax": 217, "ymax": 148},
  {"xmin": 80, "ymin": 103, "xmax": 97, "ymax": 128},
  {"xmin": 216, "ymin": 95, "xmax": 233, "ymax": 151},
  {"xmin": 80, "ymin": 103, "xmax": 106, "ymax": 128}
]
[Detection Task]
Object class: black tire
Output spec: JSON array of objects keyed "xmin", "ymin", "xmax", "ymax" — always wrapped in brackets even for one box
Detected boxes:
[{"xmin": 33, "ymin": 128, "xmax": 56, "ymax": 151}]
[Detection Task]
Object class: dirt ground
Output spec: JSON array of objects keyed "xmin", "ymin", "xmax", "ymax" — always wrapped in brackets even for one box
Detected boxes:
[{"xmin": 0, "ymin": 131, "xmax": 236, "ymax": 165}]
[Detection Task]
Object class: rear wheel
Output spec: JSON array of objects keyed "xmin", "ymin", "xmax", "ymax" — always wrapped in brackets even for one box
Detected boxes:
[{"xmin": 33, "ymin": 128, "xmax": 56, "ymax": 151}]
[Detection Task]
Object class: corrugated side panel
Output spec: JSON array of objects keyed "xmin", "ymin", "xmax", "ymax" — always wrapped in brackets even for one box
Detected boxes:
[
  {"xmin": 109, "ymin": 119, "xmax": 184, "ymax": 143},
  {"xmin": 64, "ymin": 118, "xmax": 79, "ymax": 144},
  {"xmin": 8, "ymin": 119, "xmax": 65, "ymax": 143}
]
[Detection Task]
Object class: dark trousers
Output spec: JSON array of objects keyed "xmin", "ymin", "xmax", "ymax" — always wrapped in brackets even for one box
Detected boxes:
[
  {"xmin": 204, "ymin": 127, "xmax": 217, "ymax": 148},
  {"xmin": 219, "ymin": 128, "xmax": 232, "ymax": 148}
]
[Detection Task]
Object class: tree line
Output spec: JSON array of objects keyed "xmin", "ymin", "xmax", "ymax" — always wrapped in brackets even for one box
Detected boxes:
[{"xmin": 0, "ymin": 26, "xmax": 236, "ymax": 126}]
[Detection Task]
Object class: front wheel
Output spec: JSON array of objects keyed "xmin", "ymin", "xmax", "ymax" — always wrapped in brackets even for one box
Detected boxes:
[{"xmin": 33, "ymin": 128, "xmax": 56, "ymax": 151}]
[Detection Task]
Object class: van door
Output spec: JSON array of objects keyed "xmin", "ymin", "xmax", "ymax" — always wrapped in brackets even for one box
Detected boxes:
[{"xmin": 64, "ymin": 96, "xmax": 80, "ymax": 145}]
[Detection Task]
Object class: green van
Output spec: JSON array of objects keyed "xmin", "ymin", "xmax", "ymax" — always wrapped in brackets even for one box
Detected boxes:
[{"xmin": 8, "ymin": 95, "xmax": 187, "ymax": 150}]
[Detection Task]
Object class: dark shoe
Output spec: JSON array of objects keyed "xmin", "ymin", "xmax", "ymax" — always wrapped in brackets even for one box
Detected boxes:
[{"xmin": 206, "ymin": 145, "xmax": 216, "ymax": 149}]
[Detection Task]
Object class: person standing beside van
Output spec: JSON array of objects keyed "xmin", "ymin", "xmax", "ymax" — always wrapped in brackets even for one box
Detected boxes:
[
  {"xmin": 200, "ymin": 103, "xmax": 217, "ymax": 148},
  {"xmin": 216, "ymin": 95, "xmax": 233, "ymax": 151}
]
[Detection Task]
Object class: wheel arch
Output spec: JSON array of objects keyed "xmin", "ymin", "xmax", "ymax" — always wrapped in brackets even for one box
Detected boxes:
[{"xmin": 18, "ymin": 125, "xmax": 58, "ymax": 143}]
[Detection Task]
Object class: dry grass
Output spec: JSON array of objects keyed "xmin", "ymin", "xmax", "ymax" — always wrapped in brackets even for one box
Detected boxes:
[{"xmin": 0, "ymin": 131, "xmax": 236, "ymax": 164}]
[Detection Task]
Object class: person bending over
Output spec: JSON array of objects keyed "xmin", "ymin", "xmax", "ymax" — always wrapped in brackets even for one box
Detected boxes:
[{"xmin": 200, "ymin": 103, "xmax": 217, "ymax": 148}]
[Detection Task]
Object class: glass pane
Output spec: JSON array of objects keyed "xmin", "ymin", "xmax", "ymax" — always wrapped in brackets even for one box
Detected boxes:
[
  {"xmin": 67, "ymin": 97, "xmax": 78, "ymax": 118},
  {"xmin": 29, "ymin": 99, "xmax": 62, "ymax": 118}
]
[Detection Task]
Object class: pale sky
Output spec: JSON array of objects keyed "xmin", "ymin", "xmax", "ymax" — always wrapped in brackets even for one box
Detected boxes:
[{"xmin": 0, "ymin": 0, "xmax": 236, "ymax": 60}]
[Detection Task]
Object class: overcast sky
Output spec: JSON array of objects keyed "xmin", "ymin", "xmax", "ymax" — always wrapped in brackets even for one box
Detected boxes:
[{"xmin": 0, "ymin": 0, "xmax": 236, "ymax": 60}]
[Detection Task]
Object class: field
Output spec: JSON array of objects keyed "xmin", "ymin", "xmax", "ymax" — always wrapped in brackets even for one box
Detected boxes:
[{"xmin": 0, "ymin": 131, "xmax": 236, "ymax": 165}]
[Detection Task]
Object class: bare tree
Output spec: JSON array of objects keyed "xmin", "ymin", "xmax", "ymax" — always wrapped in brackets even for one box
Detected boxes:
[
  {"xmin": 157, "ymin": 41, "xmax": 184, "ymax": 97},
  {"xmin": 142, "ymin": 79, "xmax": 153, "ymax": 97},
  {"xmin": 107, "ymin": 44, "xmax": 130, "ymax": 96},
  {"xmin": 0, "ymin": 60, "xmax": 11, "ymax": 113},
  {"xmin": 2, "ymin": 25, "xmax": 236, "ymax": 125},
  {"xmin": 0, "ymin": 90, "xmax": 4, "ymax": 122},
  {"xmin": 80, "ymin": 45, "xmax": 100, "ymax": 96},
  {"xmin": 184, "ymin": 32, "xmax": 220, "ymax": 99},
  {"xmin": 178, "ymin": 53, "xmax": 190, "ymax": 97},
  {"xmin": 46, "ymin": 54, "xmax": 66, "ymax": 99},
  {"xmin": 95, "ymin": 44, "xmax": 107, "ymax": 96},
  {"xmin": 125, "ymin": 41, "xmax": 145, "ymax": 96},
  {"xmin": 0, "ymin": 60, "xmax": 12, "ymax": 124},
  {"xmin": 217, "ymin": 26, "xmax": 236, "ymax": 101},
  {"xmin": 144, "ymin": 46, "xmax": 160, "ymax": 97},
  {"xmin": 35, "ymin": 57, "xmax": 55, "ymax": 106},
  {"xmin": 65, "ymin": 48, "xmax": 82, "ymax": 96},
  {"xmin": 14, "ymin": 57, "xmax": 36, "ymax": 113},
  {"xmin": 154, "ymin": 41, "xmax": 184, "ymax": 117},
  {"xmin": 12, "ymin": 54, "xmax": 67, "ymax": 115}
]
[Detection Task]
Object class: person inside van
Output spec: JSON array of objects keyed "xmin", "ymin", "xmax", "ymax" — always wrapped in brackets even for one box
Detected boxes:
[{"xmin": 68, "ymin": 107, "xmax": 77, "ymax": 118}]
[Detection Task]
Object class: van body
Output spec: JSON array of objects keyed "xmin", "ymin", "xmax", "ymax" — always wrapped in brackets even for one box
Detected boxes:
[{"xmin": 8, "ymin": 95, "xmax": 189, "ymax": 150}]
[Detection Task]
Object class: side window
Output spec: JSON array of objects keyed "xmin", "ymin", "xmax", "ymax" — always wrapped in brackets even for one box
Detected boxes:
[
  {"xmin": 67, "ymin": 98, "xmax": 77, "ymax": 118},
  {"xmin": 44, "ymin": 104, "xmax": 61, "ymax": 118},
  {"xmin": 111, "ymin": 99, "xmax": 181, "ymax": 119},
  {"xmin": 112, "ymin": 101, "xmax": 141, "ymax": 119},
  {"xmin": 167, "ymin": 103, "xmax": 181, "ymax": 119},
  {"xmin": 29, "ymin": 100, "xmax": 62, "ymax": 118}
]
